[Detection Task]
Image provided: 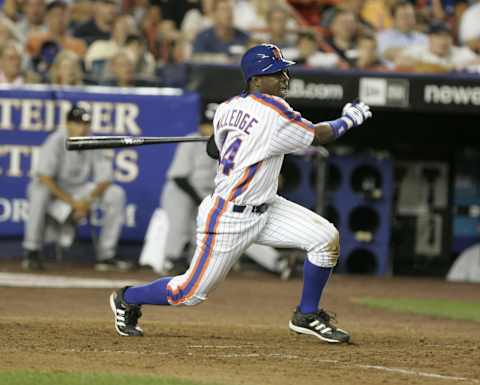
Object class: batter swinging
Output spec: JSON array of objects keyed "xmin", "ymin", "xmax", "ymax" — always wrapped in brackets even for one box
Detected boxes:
[{"xmin": 110, "ymin": 43, "xmax": 372, "ymax": 343}]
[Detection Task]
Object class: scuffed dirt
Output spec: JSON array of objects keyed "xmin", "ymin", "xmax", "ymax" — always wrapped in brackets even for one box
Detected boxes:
[{"xmin": 1, "ymin": 264, "xmax": 479, "ymax": 385}]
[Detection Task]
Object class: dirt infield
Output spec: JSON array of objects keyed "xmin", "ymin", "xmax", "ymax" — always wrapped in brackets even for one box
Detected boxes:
[{"xmin": 1, "ymin": 264, "xmax": 479, "ymax": 385}]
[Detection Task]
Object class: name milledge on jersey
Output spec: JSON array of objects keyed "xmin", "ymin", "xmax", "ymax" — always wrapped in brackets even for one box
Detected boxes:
[{"xmin": 212, "ymin": 93, "xmax": 315, "ymax": 206}]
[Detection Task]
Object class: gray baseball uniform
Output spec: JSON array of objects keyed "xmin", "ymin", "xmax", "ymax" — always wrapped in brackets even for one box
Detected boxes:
[
  {"xmin": 161, "ymin": 132, "xmax": 217, "ymax": 259},
  {"xmin": 23, "ymin": 129, "xmax": 126, "ymax": 260}
]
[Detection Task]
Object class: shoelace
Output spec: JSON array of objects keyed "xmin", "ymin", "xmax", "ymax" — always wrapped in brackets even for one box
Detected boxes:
[
  {"xmin": 124, "ymin": 306, "xmax": 142, "ymax": 326},
  {"xmin": 317, "ymin": 309, "xmax": 338, "ymax": 330}
]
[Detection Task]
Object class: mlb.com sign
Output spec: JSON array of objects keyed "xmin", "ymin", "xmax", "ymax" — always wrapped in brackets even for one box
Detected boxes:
[{"xmin": 359, "ymin": 78, "xmax": 410, "ymax": 108}]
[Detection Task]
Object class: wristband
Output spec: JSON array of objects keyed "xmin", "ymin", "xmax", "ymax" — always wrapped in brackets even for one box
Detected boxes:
[{"xmin": 327, "ymin": 117, "xmax": 353, "ymax": 139}]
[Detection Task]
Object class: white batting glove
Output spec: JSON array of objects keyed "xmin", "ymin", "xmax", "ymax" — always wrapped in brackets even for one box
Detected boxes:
[{"xmin": 341, "ymin": 101, "xmax": 373, "ymax": 129}]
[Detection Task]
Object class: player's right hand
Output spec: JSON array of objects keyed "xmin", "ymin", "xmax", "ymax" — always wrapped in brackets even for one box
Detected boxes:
[{"xmin": 341, "ymin": 101, "xmax": 372, "ymax": 128}]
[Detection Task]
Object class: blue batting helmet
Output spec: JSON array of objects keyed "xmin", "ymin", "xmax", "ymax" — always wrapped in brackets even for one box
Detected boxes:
[{"xmin": 241, "ymin": 44, "xmax": 295, "ymax": 81}]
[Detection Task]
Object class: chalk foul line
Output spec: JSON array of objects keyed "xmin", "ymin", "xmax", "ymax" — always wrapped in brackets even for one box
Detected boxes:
[{"xmin": 2, "ymin": 347, "xmax": 477, "ymax": 383}]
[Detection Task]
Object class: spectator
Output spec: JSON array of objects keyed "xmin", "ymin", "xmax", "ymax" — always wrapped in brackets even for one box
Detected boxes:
[
  {"xmin": 70, "ymin": 0, "xmax": 94, "ymax": 30},
  {"xmin": 377, "ymin": 1, "xmax": 428, "ymax": 64},
  {"xmin": 124, "ymin": 34, "xmax": 156, "ymax": 77},
  {"xmin": 140, "ymin": 4, "xmax": 162, "ymax": 58},
  {"xmin": 286, "ymin": 0, "xmax": 321, "ymax": 26},
  {"xmin": 84, "ymin": 14, "xmax": 137, "ymax": 75},
  {"xmin": 123, "ymin": 0, "xmax": 149, "ymax": 25},
  {"xmin": 156, "ymin": 34, "xmax": 190, "ymax": 87},
  {"xmin": 459, "ymin": 0, "xmax": 480, "ymax": 55},
  {"xmin": 321, "ymin": 0, "xmax": 373, "ymax": 35},
  {"xmin": 361, "ymin": 0, "xmax": 399, "ymax": 30},
  {"xmin": 287, "ymin": 30, "xmax": 339, "ymax": 68},
  {"xmin": 103, "ymin": 50, "xmax": 136, "ymax": 87},
  {"xmin": 0, "ymin": 40, "xmax": 24, "ymax": 84},
  {"xmin": 259, "ymin": 4, "xmax": 297, "ymax": 49},
  {"xmin": 355, "ymin": 34, "xmax": 388, "ymax": 70},
  {"xmin": 49, "ymin": 50, "xmax": 84, "ymax": 85},
  {"xmin": 139, "ymin": 4, "xmax": 180, "ymax": 62},
  {"xmin": 74, "ymin": 0, "xmax": 119, "ymax": 46},
  {"xmin": 2, "ymin": 0, "xmax": 22, "ymax": 22},
  {"xmin": 150, "ymin": 0, "xmax": 201, "ymax": 30},
  {"xmin": 16, "ymin": 0, "xmax": 46, "ymax": 37},
  {"xmin": 192, "ymin": 0, "xmax": 249, "ymax": 62},
  {"xmin": 0, "ymin": 8, "xmax": 25, "ymax": 44},
  {"xmin": 0, "ymin": 17, "xmax": 21, "ymax": 50},
  {"xmin": 181, "ymin": 0, "xmax": 215, "ymax": 43},
  {"xmin": 234, "ymin": 0, "xmax": 297, "ymax": 37},
  {"xmin": 416, "ymin": 0, "xmax": 467, "ymax": 26},
  {"xmin": 324, "ymin": 10, "xmax": 360, "ymax": 67},
  {"xmin": 397, "ymin": 22, "xmax": 479, "ymax": 73},
  {"xmin": 26, "ymin": 0, "xmax": 87, "ymax": 59}
]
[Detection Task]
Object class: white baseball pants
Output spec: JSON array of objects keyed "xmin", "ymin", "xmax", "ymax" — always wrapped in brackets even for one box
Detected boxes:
[{"xmin": 166, "ymin": 194, "xmax": 339, "ymax": 306}]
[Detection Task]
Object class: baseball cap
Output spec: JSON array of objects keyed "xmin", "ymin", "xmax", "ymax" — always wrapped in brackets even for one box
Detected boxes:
[
  {"xmin": 427, "ymin": 22, "xmax": 451, "ymax": 35},
  {"xmin": 67, "ymin": 105, "xmax": 91, "ymax": 123}
]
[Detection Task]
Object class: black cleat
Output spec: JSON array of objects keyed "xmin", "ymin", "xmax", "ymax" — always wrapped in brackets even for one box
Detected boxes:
[
  {"xmin": 289, "ymin": 308, "xmax": 350, "ymax": 343},
  {"xmin": 109, "ymin": 287, "xmax": 144, "ymax": 337},
  {"xmin": 22, "ymin": 250, "xmax": 45, "ymax": 271}
]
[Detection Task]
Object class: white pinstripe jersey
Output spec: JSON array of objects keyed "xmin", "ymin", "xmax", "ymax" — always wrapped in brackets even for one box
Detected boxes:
[{"xmin": 212, "ymin": 92, "xmax": 315, "ymax": 205}]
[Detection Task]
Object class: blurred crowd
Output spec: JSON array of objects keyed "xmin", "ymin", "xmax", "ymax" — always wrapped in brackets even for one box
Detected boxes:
[{"xmin": 1, "ymin": 0, "xmax": 480, "ymax": 87}]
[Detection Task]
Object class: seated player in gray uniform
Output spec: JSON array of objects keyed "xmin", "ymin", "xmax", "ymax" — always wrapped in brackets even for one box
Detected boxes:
[
  {"xmin": 161, "ymin": 105, "xmax": 294, "ymax": 278},
  {"xmin": 22, "ymin": 105, "xmax": 130, "ymax": 271}
]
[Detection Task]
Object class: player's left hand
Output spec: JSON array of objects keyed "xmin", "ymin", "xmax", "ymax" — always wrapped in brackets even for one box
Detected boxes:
[{"xmin": 341, "ymin": 101, "xmax": 372, "ymax": 128}]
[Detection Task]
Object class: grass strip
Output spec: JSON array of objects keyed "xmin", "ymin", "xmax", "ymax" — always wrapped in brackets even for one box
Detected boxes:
[
  {"xmin": 0, "ymin": 371, "xmax": 221, "ymax": 385},
  {"xmin": 355, "ymin": 297, "xmax": 480, "ymax": 322}
]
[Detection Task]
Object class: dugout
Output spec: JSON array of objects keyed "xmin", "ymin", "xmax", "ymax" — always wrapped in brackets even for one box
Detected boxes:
[
  {"xmin": 1, "ymin": 70, "xmax": 478, "ymax": 278},
  {"xmin": 189, "ymin": 64, "xmax": 480, "ymax": 277}
]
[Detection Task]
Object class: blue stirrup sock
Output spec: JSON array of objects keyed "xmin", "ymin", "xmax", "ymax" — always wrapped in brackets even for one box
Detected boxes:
[
  {"xmin": 299, "ymin": 259, "xmax": 332, "ymax": 314},
  {"xmin": 123, "ymin": 277, "xmax": 172, "ymax": 305}
]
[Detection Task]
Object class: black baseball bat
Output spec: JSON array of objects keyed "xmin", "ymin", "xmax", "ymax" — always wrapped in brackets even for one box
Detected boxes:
[{"xmin": 66, "ymin": 135, "xmax": 209, "ymax": 151}]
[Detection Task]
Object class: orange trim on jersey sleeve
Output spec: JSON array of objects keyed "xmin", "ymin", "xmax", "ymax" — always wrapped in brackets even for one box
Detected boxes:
[{"xmin": 250, "ymin": 94, "xmax": 314, "ymax": 133}]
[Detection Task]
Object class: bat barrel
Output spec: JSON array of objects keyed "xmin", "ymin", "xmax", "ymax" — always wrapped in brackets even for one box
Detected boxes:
[
  {"xmin": 66, "ymin": 136, "xmax": 141, "ymax": 150},
  {"xmin": 66, "ymin": 136, "xmax": 209, "ymax": 151}
]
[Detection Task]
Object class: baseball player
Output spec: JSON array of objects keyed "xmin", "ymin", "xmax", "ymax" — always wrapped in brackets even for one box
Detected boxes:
[
  {"xmin": 160, "ymin": 105, "xmax": 294, "ymax": 277},
  {"xmin": 22, "ymin": 105, "xmax": 130, "ymax": 272},
  {"xmin": 110, "ymin": 43, "xmax": 372, "ymax": 343}
]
